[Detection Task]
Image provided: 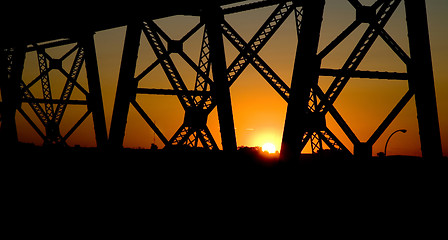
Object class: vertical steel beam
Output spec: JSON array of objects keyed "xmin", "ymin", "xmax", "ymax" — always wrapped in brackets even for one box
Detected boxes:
[
  {"xmin": 204, "ymin": 4, "xmax": 237, "ymax": 151},
  {"xmin": 0, "ymin": 46, "xmax": 25, "ymax": 147},
  {"xmin": 280, "ymin": 0, "xmax": 325, "ymax": 161},
  {"xmin": 404, "ymin": 0, "xmax": 443, "ymax": 160},
  {"xmin": 81, "ymin": 33, "xmax": 108, "ymax": 148},
  {"xmin": 109, "ymin": 23, "xmax": 141, "ymax": 148},
  {"xmin": 0, "ymin": 50, "xmax": 15, "ymax": 145}
]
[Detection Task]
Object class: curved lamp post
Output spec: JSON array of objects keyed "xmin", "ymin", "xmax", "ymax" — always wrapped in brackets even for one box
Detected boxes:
[{"xmin": 384, "ymin": 129, "xmax": 407, "ymax": 156}]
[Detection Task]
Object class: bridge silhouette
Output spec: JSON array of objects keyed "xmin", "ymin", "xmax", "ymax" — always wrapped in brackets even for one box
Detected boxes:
[{"xmin": 0, "ymin": 0, "xmax": 443, "ymax": 161}]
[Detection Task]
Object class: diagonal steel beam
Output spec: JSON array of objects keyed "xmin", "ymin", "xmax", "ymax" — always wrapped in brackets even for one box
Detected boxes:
[
  {"xmin": 54, "ymin": 46, "xmax": 85, "ymax": 125},
  {"xmin": 221, "ymin": 20, "xmax": 291, "ymax": 101},
  {"xmin": 317, "ymin": 0, "xmax": 402, "ymax": 113},
  {"xmin": 225, "ymin": 1, "xmax": 295, "ymax": 86},
  {"xmin": 193, "ymin": 28, "xmax": 212, "ymax": 109},
  {"xmin": 20, "ymin": 80, "xmax": 49, "ymax": 126},
  {"xmin": 318, "ymin": 127, "xmax": 351, "ymax": 154},
  {"xmin": 318, "ymin": 20, "xmax": 361, "ymax": 59},
  {"xmin": 36, "ymin": 49, "xmax": 55, "ymax": 121},
  {"xmin": 367, "ymin": 90, "xmax": 414, "ymax": 145},
  {"xmin": 131, "ymin": 100, "xmax": 170, "ymax": 146},
  {"xmin": 142, "ymin": 20, "xmax": 194, "ymax": 109}
]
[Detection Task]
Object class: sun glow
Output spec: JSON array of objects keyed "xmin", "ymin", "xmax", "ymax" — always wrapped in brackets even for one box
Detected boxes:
[{"xmin": 262, "ymin": 143, "xmax": 276, "ymax": 154}]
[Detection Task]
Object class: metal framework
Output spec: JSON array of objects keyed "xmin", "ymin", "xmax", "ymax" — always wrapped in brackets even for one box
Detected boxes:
[
  {"xmin": 109, "ymin": 0, "xmax": 442, "ymax": 159},
  {"xmin": 0, "ymin": 35, "xmax": 107, "ymax": 147},
  {"xmin": 109, "ymin": 0, "xmax": 302, "ymax": 151},
  {"xmin": 1, "ymin": 0, "xmax": 443, "ymax": 160},
  {"xmin": 281, "ymin": 0, "xmax": 442, "ymax": 160}
]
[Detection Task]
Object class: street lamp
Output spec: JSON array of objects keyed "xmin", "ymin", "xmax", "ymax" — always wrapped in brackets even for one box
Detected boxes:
[{"xmin": 384, "ymin": 129, "xmax": 407, "ymax": 157}]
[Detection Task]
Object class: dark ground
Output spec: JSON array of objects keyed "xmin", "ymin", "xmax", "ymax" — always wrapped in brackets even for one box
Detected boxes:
[
  {"xmin": 3, "ymin": 144, "xmax": 447, "ymax": 236},
  {"xmin": 4, "ymin": 143, "xmax": 447, "ymax": 186}
]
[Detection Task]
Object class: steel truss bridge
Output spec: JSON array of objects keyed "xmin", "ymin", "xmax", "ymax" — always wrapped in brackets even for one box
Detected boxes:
[{"xmin": 0, "ymin": 0, "xmax": 443, "ymax": 160}]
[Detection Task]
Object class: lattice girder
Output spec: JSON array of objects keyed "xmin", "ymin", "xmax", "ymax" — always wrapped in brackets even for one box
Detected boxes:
[{"xmin": 15, "ymin": 37, "xmax": 104, "ymax": 146}]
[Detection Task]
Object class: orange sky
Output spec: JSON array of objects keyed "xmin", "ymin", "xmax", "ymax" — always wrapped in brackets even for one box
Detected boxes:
[{"xmin": 15, "ymin": 0, "xmax": 448, "ymax": 157}]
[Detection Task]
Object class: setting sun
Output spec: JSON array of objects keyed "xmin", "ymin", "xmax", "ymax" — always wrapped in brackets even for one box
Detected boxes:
[{"xmin": 262, "ymin": 143, "xmax": 276, "ymax": 154}]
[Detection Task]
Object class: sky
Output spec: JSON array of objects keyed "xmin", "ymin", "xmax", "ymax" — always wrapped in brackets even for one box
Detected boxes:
[{"xmin": 14, "ymin": 0, "xmax": 448, "ymax": 157}]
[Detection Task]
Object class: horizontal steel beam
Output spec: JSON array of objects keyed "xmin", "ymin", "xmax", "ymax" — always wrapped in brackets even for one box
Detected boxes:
[
  {"xmin": 319, "ymin": 68, "xmax": 408, "ymax": 80},
  {"xmin": 21, "ymin": 99, "xmax": 88, "ymax": 105},
  {"xmin": 136, "ymin": 88, "xmax": 212, "ymax": 96},
  {"xmin": 26, "ymin": 39, "xmax": 77, "ymax": 52}
]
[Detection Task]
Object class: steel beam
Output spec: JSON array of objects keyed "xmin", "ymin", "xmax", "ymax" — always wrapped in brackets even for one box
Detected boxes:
[
  {"xmin": 318, "ymin": 0, "xmax": 401, "ymax": 114},
  {"xmin": 368, "ymin": 90, "xmax": 414, "ymax": 145},
  {"xmin": 0, "ymin": 46, "xmax": 25, "ymax": 147},
  {"xmin": 223, "ymin": 0, "xmax": 290, "ymax": 14},
  {"xmin": 319, "ymin": 68, "xmax": 408, "ymax": 80},
  {"xmin": 204, "ymin": 4, "xmax": 237, "ymax": 151},
  {"xmin": 136, "ymin": 88, "xmax": 212, "ymax": 97},
  {"xmin": 19, "ymin": 42, "xmax": 88, "ymax": 145},
  {"xmin": 81, "ymin": 34, "xmax": 108, "ymax": 148},
  {"xmin": 280, "ymin": 0, "xmax": 325, "ymax": 161},
  {"xmin": 4, "ymin": 35, "xmax": 108, "ymax": 147},
  {"xmin": 404, "ymin": 0, "xmax": 443, "ymax": 160},
  {"xmin": 109, "ymin": 23, "xmax": 141, "ymax": 148}
]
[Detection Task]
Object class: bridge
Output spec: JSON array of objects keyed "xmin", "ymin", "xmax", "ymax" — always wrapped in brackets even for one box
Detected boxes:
[{"xmin": 0, "ymin": 0, "xmax": 443, "ymax": 160}]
